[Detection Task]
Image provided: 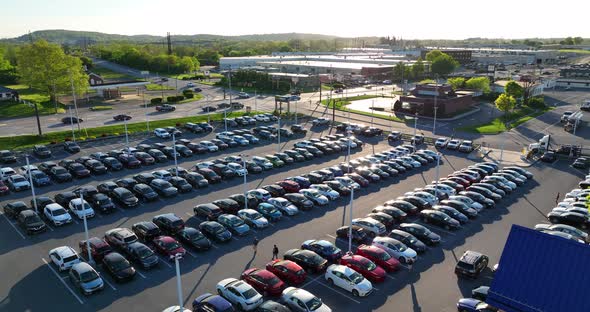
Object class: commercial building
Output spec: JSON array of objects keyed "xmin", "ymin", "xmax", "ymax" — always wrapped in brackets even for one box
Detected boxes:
[
  {"xmin": 421, "ymin": 47, "xmax": 557, "ymax": 66},
  {"xmin": 556, "ymin": 64, "xmax": 590, "ymax": 89},
  {"xmin": 397, "ymin": 83, "xmax": 474, "ymax": 117},
  {"xmin": 421, "ymin": 49, "xmax": 472, "ymax": 64}
]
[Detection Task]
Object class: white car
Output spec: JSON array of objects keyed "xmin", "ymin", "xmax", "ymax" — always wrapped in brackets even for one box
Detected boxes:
[
  {"xmin": 338, "ymin": 138, "xmax": 357, "ymax": 149},
  {"xmin": 425, "ymin": 184, "xmax": 456, "ymax": 197},
  {"xmin": 267, "ymin": 197, "xmax": 299, "ymax": 216},
  {"xmin": 334, "ymin": 177, "xmax": 360, "ymax": 190},
  {"xmin": 294, "ymin": 140, "xmax": 313, "ymax": 148},
  {"xmin": 483, "ymin": 175, "xmax": 517, "ymax": 190},
  {"xmin": 154, "ymin": 128, "xmax": 171, "ymax": 139},
  {"xmin": 227, "ymin": 162, "xmax": 248, "ymax": 176},
  {"xmin": 255, "ymin": 114, "xmax": 270, "ymax": 122},
  {"xmin": 459, "ymin": 140, "xmax": 474, "ymax": 153},
  {"xmin": 299, "ymin": 189, "xmax": 329, "ymax": 206},
  {"xmin": 186, "ymin": 82, "xmax": 195, "ymax": 88},
  {"xmin": 311, "ymin": 117, "xmax": 329, "ymax": 126},
  {"xmin": 68, "ymin": 198, "xmax": 95, "ymax": 219},
  {"xmin": 0, "ymin": 167, "xmax": 16, "ymax": 181},
  {"xmin": 405, "ymin": 191, "xmax": 438, "ymax": 205},
  {"xmin": 8, "ymin": 174, "xmax": 31, "ymax": 191},
  {"xmin": 162, "ymin": 307, "xmax": 191, "ymax": 312},
  {"xmin": 435, "ymin": 138, "xmax": 449, "ymax": 148},
  {"xmin": 372, "ymin": 236, "xmax": 417, "ymax": 264},
  {"xmin": 352, "ymin": 218, "xmax": 386, "ymax": 237},
  {"xmin": 325, "ymin": 264, "xmax": 373, "ymax": 297},
  {"xmin": 49, "ymin": 246, "xmax": 81, "ymax": 271},
  {"xmin": 43, "ymin": 203, "xmax": 73, "ymax": 226},
  {"xmin": 216, "ymin": 278, "xmax": 263, "ymax": 311},
  {"xmin": 310, "ymin": 184, "xmax": 340, "ymax": 200},
  {"xmin": 252, "ymin": 156, "xmax": 273, "ymax": 170},
  {"xmin": 364, "ymin": 156, "xmax": 381, "ymax": 164},
  {"xmin": 400, "ymin": 157, "xmax": 421, "ymax": 168},
  {"xmin": 196, "ymin": 161, "xmax": 215, "ymax": 170},
  {"xmin": 19, "ymin": 165, "xmax": 38, "ymax": 178},
  {"xmin": 393, "ymin": 146, "xmax": 410, "ymax": 156},
  {"xmin": 448, "ymin": 195, "xmax": 484, "ymax": 212},
  {"xmin": 282, "ymin": 287, "xmax": 332, "ymax": 312},
  {"xmin": 152, "ymin": 170, "xmax": 173, "ymax": 181},
  {"xmin": 199, "ymin": 141, "xmax": 219, "ymax": 152},
  {"xmin": 447, "ymin": 139, "xmax": 460, "ymax": 150},
  {"xmin": 237, "ymin": 209, "xmax": 269, "ymax": 229},
  {"xmin": 419, "ymin": 149, "xmax": 439, "ymax": 159},
  {"xmin": 248, "ymin": 189, "xmax": 272, "ymax": 202}
]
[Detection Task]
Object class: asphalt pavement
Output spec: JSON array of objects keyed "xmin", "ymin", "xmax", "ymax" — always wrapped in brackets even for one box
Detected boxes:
[{"xmin": 0, "ymin": 122, "xmax": 585, "ymax": 311}]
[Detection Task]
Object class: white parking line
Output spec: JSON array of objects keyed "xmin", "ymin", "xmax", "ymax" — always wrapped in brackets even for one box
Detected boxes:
[
  {"xmin": 2, "ymin": 213, "xmax": 26, "ymax": 239},
  {"xmin": 41, "ymin": 257, "xmax": 84, "ymax": 304},
  {"xmin": 101, "ymin": 275, "xmax": 118, "ymax": 291},
  {"xmin": 44, "ymin": 221, "xmax": 55, "ymax": 232},
  {"xmin": 185, "ymin": 250, "xmax": 197, "ymax": 258},
  {"xmin": 210, "ymin": 244, "xmax": 219, "ymax": 249},
  {"xmin": 301, "ymin": 274, "xmax": 324, "ymax": 288},
  {"xmin": 115, "ymin": 206, "xmax": 126, "ymax": 213},
  {"xmin": 398, "ymin": 263, "xmax": 411, "ymax": 270},
  {"xmin": 185, "ymin": 212, "xmax": 193, "ymax": 218},
  {"xmin": 326, "ymin": 234, "xmax": 359, "ymax": 249},
  {"xmin": 232, "ymin": 236, "xmax": 241, "ymax": 241},
  {"xmin": 316, "ymin": 280, "xmax": 361, "ymax": 304},
  {"xmin": 136, "ymin": 270, "xmax": 147, "ymax": 279},
  {"xmin": 158, "ymin": 256, "xmax": 173, "ymax": 268}
]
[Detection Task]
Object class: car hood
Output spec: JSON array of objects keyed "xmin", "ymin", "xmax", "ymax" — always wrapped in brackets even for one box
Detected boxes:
[
  {"xmin": 252, "ymin": 217, "xmax": 269, "ymax": 227},
  {"xmin": 53, "ymin": 214, "xmax": 72, "ymax": 222},
  {"xmin": 81, "ymin": 277, "xmax": 103, "ymax": 290},
  {"xmin": 402, "ymin": 248, "xmax": 417, "ymax": 258},
  {"xmin": 357, "ymin": 279, "xmax": 373, "ymax": 291}
]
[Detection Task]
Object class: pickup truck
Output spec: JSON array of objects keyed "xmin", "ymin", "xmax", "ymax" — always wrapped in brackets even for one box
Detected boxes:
[{"xmin": 155, "ymin": 104, "xmax": 176, "ymax": 112}]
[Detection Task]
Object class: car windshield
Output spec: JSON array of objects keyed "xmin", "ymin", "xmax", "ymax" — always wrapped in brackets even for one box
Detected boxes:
[
  {"xmin": 122, "ymin": 192, "xmax": 135, "ymax": 199},
  {"xmin": 52, "ymin": 208, "xmax": 68, "ymax": 216},
  {"xmin": 54, "ymin": 168, "xmax": 67, "ymax": 174},
  {"xmin": 79, "ymin": 270, "xmax": 99, "ymax": 282},
  {"xmin": 26, "ymin": 215, "xmax": 42, "ymax": 223},
  {"xmin": 111, "ymin": 259, "xmax": 130, "ymax": 271},
  {"xmin": 377, "ymin": 250, "xmax": 391, "ymax": 260},
  {"xmin": 190, "ymin": 231, "xmax": 205, "ymax": 241},
  {"xmin": 250, "ymin": 212, "xmax": 262, "ymax": 219},
  {"xmin": 138, "ymin": 247, "xmax": 154, "ymax": 259},
  {"xmin": 394, "ymin": 243, "xmax": 407, "ymax": 252},
  {"xmin": 306, "ymin": 297, "xmax": 322, "ymax": 310},
  {"xmin": 228, "ymin": 218, "xmax": 243, "ymax": 226},
  {"xmin": 215, "ymin": 226, "xmax": 226, "ymax": 234},
  {"xmin": 350, "ymin": 272, "xmax": 364, "ymax": 284},
  {"xmin": 75, "ymin": 203, "xmax": 92, "ymax": 211},
  {"xmin": 365, "ymin": 260, "xmax": 377, "ymax": 270},
  {"xmin": 163, "ymin": 241, "xmax": 180, "ymax": 250},
  {"xmin": 13, "ymin": 176, "xmax": 26, "ymax": 183}
]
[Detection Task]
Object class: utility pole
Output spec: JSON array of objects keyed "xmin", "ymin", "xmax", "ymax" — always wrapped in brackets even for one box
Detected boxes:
[
  {"xmin": 33, "ymin": 102, "xmax": 42, "ymax": 136},
  {"xmin": 26, "ymin": 155, "xmax": 38, "ymax": 214},
  {"xmin": 70, "ymin": 71, "xmax": 81, "ymax": 132},
  {"xmin": 173, "ymin": 132, "xmax": 178, "ymax": 176}
]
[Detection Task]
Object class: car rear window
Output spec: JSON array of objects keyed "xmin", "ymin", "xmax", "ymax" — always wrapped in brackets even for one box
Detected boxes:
[
  {"xmin": 63, "ymin": 255, "xmax": 78, "ymax": 263},
  {"xmin": 457, "ymin": 261, "xmax": 474, "ymax": 270}
]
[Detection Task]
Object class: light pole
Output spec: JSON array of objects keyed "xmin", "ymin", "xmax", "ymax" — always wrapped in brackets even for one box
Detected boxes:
[
  {"xmin": 224, "ymin": 109, "xmax": 228, "ymax": 132},
  {"xmin": 25, "ymin": 155, "xmax": 38, "ymax": 214},
  {"xmin": 433, "ymin": 79, "xmax": 438, "ymax": 136},
  {"xmin": 241, "ymin": 155, "xmax": 249, "ymax": 210},
  {"xmin": 143, "ymin": 90, "xmax": 150, "ymax": 132},
  {"xmin": 173, "ymin": 253, "xmax": 184, "ymax": 311},
  {"xmin": 206, "ymin": 95, "xmax": 211, "ymax": 124},
  {"xmin": 80, "ymin": 192, "xmax": 93, "ymax": 265},
  {"xmin": 172, "ymin": 132, "xmax": 178, "ymax": 176},
  {"xmin": 277, "ymin": 117, "xmax": 281, "ymax": 153},
  {"xmin": 413, "ymin": 112, "xmax": 418, "ymax": 151},
  {"xmin": 124, "ymin": 117, "xmax": 130, "ymax": 153},
  {"xmin": 346, "ymin": 131, "xmax": 354, "ymax": 253},
  {"xmin": 294, "ymin": 101, "xmax": 298, "ymax": 124},
  {"xmin": 69, "ymin": 106, "xmax": 76, "ymax": 142},
  {"xmin": 434, "ymin": 152, "xmax": 441, "ymax": 193}
]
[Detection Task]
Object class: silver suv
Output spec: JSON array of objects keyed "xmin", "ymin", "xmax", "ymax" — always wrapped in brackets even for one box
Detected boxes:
[{"xmin": 69, "ymin": 262, "xmax": 104, "ymax": 295}]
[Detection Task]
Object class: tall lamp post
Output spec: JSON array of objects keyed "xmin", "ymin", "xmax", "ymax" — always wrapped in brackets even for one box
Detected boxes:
[
  {"xmin": 172, "ymin": 132, "xmax": 178, "ymax": 176},
  {"xmin": 240, "ymin": 154, "xmax": 249, "ymax": 210},
  {"xmin": 413, "ymin": 112, "xmax": 418, "ymax": 151},
  {"xmin": 433, "ymin": 77, "xmax": 438, "ymax": 136},
  {"xmin": 173, "ymin": 253, "xmax": 184, "ymax": 311},
  {"xmin": 80, "ymin": 192, "xmax": 93, "ymax": 265},
  {"xmin": 143, "ymin": 90, "xmax": 150, "ymax": 132},
  {"xmin": 25, "ymin": 155, "xmax": 38, "ymax": 214},
  {"xmin": 346, "ymin": 131, "xmax": 354, "ymax": 253},
  {"xmin": 124, "ymin": 117, "xmax": 130, "ymax": 154},
  {"xmin": 277, "ymin": 117, "xmax": 281, "ymax": 153}
]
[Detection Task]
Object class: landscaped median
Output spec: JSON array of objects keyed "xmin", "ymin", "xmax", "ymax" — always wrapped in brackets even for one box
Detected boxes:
[
  {"xmin": 458, "ymin": 106, "xmax": 554, "ymax": 134},
  {"xmin": 0, "ymin": 84, "xmax": 67, "ymax": 117},
  {"xmin": 321, "ymin": 94, "xmax": 404, "ymax": 122},
  {"xmin": 0, "ymin": 110, "xmax": 264, "ymax": 150}
]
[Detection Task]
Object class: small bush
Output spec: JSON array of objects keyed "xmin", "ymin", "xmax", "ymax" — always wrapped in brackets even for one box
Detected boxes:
[
  {"xmin": 185, "ymin": 93, "xmax": 194, "ymax": 99},
  {"xmin": 527, "ymin": 97, "xmax": 546, "ymax": 109},
  {"xmin": 182, "ymin": 89, "xmax": 193, "ymax": 95},
  {"xmin": 150, "ymin": 98, "xmax": 163, "ymax": 104}
]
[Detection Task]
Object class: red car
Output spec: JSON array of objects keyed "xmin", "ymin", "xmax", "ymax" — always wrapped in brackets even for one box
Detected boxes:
[
  {"xmin": 79, "ymin": 237, "xmax": 113, "ymax": 262},
  {"xmin": 446, "ymin": 176, "xmax": 471, "ymax": 187},
  {"xmin": 0, "ymin": 180, "xmax": 9, "ymax": 195},
  {"xmin": 346, "ymin": 173, "xmax": 370, "ymax": 188},
  {"xmin": 449, "ymin": 173, "xmax": 476, "ymax": 184},
  {"xmin": 265, "ymin": 259, "xmax": 306, "ymax": 285},
  {"xmin": 153, "ymin": 236, "xmax": 186, "ymax": 259},
  {"xmin": 355, "ymin": 244, "xmax": 400, "ymax": 272},
  {"xmin": 339, "ymin": 254, "xmax": 386, "ymax": 283},
  {"xmin": 276, "ymin": 180, "xmax": 301, "ymax": 193},
  {"xmin": 240, "ymin": 268, "xmax": 286, "ymax": 296}
]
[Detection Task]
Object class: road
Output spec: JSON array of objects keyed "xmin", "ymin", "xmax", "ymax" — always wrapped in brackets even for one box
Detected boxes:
[{"xmin": 0, "ymin": 122, "xmax": 585, "ymax": 311}]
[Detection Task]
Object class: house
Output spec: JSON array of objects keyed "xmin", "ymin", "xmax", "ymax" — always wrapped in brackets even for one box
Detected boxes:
[
  {"xmin": 88, "ymin": 73, "xmax": 104, "ymax": 86},
  {"xmin": 0, "ymin": 86, "xmax": 17, "ymax": 101}
]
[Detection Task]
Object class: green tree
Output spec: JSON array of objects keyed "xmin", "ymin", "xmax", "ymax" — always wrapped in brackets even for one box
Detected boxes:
[
  {"xmin": 411, "ymin": 57, "xmax": 425, "ymax": 79},
  {"xmin": 0, "ymin": 48, "xmax": 17, "ymax": 84},
  {"xmin": 447, "ymin": 77, "xmax": 465, "ymax": 90},
  {"xmin": 17, "ymin": 40, "xmax": 89, "ymax": 102},
  {"xmin": 560, "ymin": 37, "xmax": 574, "ymax": 45},
  {"xmin": 430, "ymin": 53, "xmax": 458, "ymax": 77},
  {"xmin": 573, "ymin": 37, "xmax": 584, "ymax": 45},
  {"xmin": 504, "ymin": 81, "xmax": 524, "ymax": 99},
  {"xmin": 425, "ymin": 50, "xmax": 443, "ymax": 62},
  {"xmin": 465, "ymin": 77, "xmax": 491, "ymax": 93},
  {"xmin": 495, "ymin": 93, "xmax": 516, "ymax": 115},
  {"xmin": 393, "ymin": 62, "xmax": 412, "ymax": 81}
]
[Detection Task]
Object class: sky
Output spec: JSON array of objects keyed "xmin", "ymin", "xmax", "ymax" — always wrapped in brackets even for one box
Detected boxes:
[{"xmin": 1, "ymin": 0, "xmax": 588, "ymax": 40}]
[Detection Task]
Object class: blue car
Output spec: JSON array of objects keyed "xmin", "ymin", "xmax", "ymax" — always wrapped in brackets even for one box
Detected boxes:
[
  {"xmin": 232, "ymin": 136, "xmax": 250, "ymax": 146},
  {"xmin": 287, "ymin": 176, "xmax": 311, "ymax": 189},
  {"xmin": 301, "ymin": 239, "xmax": 343, "ymax": 262},
  {"xmin": 193, "ymin": 293, "xmax": 235, "ymax": 312},
  {"xmin": 243, "ymin": 134, "xmax": 259, "ymax": 144},
  {"xmin": 456, "ymin": 298, "xmax": 498, "ymax": 312}
]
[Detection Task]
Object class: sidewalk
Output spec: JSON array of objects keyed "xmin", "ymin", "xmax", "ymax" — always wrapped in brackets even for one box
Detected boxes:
[{"xmin": 467, "ymin": 147, "xmax": 537, "ymax": 167}]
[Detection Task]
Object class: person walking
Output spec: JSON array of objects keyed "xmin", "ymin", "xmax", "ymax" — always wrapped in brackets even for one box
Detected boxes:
[
  {"xmin": 272, "ymin": 245, "xmax": 279, "ymax": 260},
  {"xmin": 555, "ymin": 192, "xmax": 560, "ymax": 205},
  {"xmin": 253, "ymin": 236, "xmax": 259, "ymax": 252}
]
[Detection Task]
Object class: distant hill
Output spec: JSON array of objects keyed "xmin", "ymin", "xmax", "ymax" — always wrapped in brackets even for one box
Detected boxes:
[{"xmin": 3, "ymin": 30, "xmax": 344, "ymax": 45}]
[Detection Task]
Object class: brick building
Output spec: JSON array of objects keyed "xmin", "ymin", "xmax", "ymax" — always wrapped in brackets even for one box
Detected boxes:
[{"xmin": 398, "ymin": 83, "xmax": 474, "ymax": 117}]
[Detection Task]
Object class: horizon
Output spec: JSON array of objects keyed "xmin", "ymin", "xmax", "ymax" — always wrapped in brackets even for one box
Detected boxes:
[{"xmin": 1, "ymin": 0, "xmax": 589, "ymax": 40}]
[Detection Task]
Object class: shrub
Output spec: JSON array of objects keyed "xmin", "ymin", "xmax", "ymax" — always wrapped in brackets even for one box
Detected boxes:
[
  {"xmin": 185, "ymin": 93, "xmax": 194, "ymax": 99},
  {"xmin": 527, "ymin": 96, "xmax": 546, "ymax": 109},
  {"xmin": 182, "ymin": 89, "xmax": 193, "ymax": 96},
  {"xmin": 150, "ymin": 97, "xmax": 163, "ymax": 104},
  {"xmin": 167, "ymin": 95, "xmax": 185, "ymax": 102}
]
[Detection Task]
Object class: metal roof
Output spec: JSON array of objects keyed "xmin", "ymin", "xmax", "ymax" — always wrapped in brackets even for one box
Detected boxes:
[{"xmin": 488, "ymin": 225, "xmax": 590, "ymax": 312}]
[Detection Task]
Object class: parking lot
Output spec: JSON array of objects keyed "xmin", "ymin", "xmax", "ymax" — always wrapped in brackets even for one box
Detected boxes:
[{"xmin": 0, "ymin": 120, "xmax": 586, "ymax": 312}]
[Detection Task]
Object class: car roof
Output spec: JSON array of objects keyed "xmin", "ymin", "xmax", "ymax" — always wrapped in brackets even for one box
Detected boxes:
[
  {"xmin": 52, "ymin": 246, "xmax": 77, "ymax": 256},
  {"xmin": 287, "ymin": 287, "xmax": 315, "ymax": 301},
  {"xmin": 459, "ymin": 250, "xmax": 486, "ymax": 264},
  {"xmin": 87, "ymin": 237, "xmax": 109, "ymax": 247}
]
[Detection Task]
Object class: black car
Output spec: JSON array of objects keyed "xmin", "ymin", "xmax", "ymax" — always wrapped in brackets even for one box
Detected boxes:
[
  {"xmin": 177, "ymin": 227, "xmax": 212, "ymax": 251},
  {"xmin": 97, "ymin": 181, "xmax": 118, "ymax": 196},
  {"xmin": 372, "ymin": 205, "xmax": 407, "ymax": 222},
  {"xmin": 210, "ymin": 164, "xmax": 235, "ymax": 179},
  {"xmin": 541, "ymin": 151, "xmax": 557, "ymax": 162},
  {"xmin": 116, "ymin": 178, "xmax": 137, "ymax": 190},
  {"xmin": 111, "ymin": 187, "xmax": 139, "ymax": 208},
  {"xmin": 324, "ymin": 180, "xmax": 351, "ymax": 196},
  {"xmin": 31, "ymin": 196, "xmax": 55, "ymax": 211},
  {"xmin": 193, "ymin": 203, "xmax": 224, "ymax": 221},
  {"xmin": 54, "ymin": 191, "xmax": 77, "ymax": 207},
  {"xmin": 397, "ymin": 223, "xmax": 441, "ymax": 246},
  {"xmin": 420, "ymin": 209, "xmax": 461, "ymax": 230},
  {"xmin": 336, "ymin": 225, "xmax": 369, "ymax": 243},
  {"xmin": 362, "ymin": 127, "xmax": 383, "ymax": 137},
  {"xmin": 102, "ymin": 157, "xmax": 124, "ymax": 171},
  {"xmin": 186, "ymin": 143, "xmax": 208, "ymax": 154},
  {"xmin": 202, "ymin": 106, "xmax": 217, "ymax": 112},
  {"xmin": 547, "ymin": 211, "xmax": 589, "ymax": 229},
  {"xmin": 133, "ymin": 172, "xmax": 155, "ymax": 185},
  {"xmin": 4, "ymin": 201, "xmax": 29, "ymax": 219},
  {"xmin": 184, "ymin": 172, "xmax": 209, "ymax": 189},
  {"xmin": 33, "ymin": 145, "xmax": 52, "ymax": 158},
  {"xmin": 198, "ymin": 168, "xmax": 222, "ymax": 184},
  {"xmin": 211, "ymin": 139, "xmax": 229, "ymax": 150},
  {"xmin": 132, "ymin": 183, "xmax": 159, "ymax": 201},
  {"xmin": 283, "ymin": 193, "xmax": 314, "ymax": 211},
  {"xmin": 169, "ymin": 176, "xmax": 192, "ymax": 193},
  {"xmin": 153, "ymin": 213, "xmax": 185, "ymax": 235},
  {"xmin": 212, "ymin": 198, "xmax": 240, "ymax": 214},
  {"xmin": 118, "ymin": 154, "xmax": 141, "ymax": 169},
  {"xmin": 228, "ymin": 193, "xmax": 260, "ymax": 210},
  {"xmin": 67, "ymin": 163, "xmax": 91, "ymax": 178},
  {"xmin": 102, "ymin": 252, "xmax": 136, "ymax": 282},
  {"xmin": 466, "ymin": 186, "xmax": 501, "ymax": 202},
  {"xmin": 262, "ymin": 184, "xmax": 286, "ymax": 198},
  {"xmin": 61, "ymin": 116, "xmax": 83, "ymax": 124},
  {"xmin": 84, "ymin": 159, "xmax": 107, "ymax": 175},
  {"xmin": 367, "ymin": 212, "xmax": 395, "ymax": 228},
  {"xmin": 356, "ymin": 168, "xmax": 380, "ymax": 182},
  {"xmin": 459, "ymin": 191, "xmax": 495, "ymax": 209},
  {"xmin": 0, "ymin": 150, "xmax": 17, "ymax": 163},
  {"xmin": 147, "ymin": 149, "xmax": 168, "ymax": 163},
  {"xmin": 455, "ymin": 250, "xmax": 489, "ymax": 278},
  {"xmin": 433, "ymin": 205, "xmax": 468, "ymax": 224},
  {"xmin": 64, "ymin": 141, "xmax": 81, "ymax": 154},
  {"xmin": 89, "ymin": 193, "xmax": 116, "ymax": 214},
  {"xmin": 123, "ymin": 242, "xmax": 159, "ymax": 269},
  {"xmin": 283, "ymin": 249, "xmax": 328, "ymax": 273},
  {"xmin": 385, "ymin": 199, "xmax": 421, "ymax": 214},
  {"xmin": 132, "ymin": 221, "xmax": 162, "ymax": 243},
  {"xmin": 175, "ymin": 145, "xmax": 193, "ymax": 158},
  {"xmin": 134, "ymin": 152, "xmax": 156, "ymax": 166},
  {"xmin": 440, "ymin": 200, "xmax": 478, "ymax": 219},
  {"xmin": 113, "ymin": 114, "xmax": 132, "ymax": 121},
  {"xmin": 199, "ymin": 221, "xmax": 232, "ymax": 242},
  {"xmin": 147, "ymin": 179, "xmax": 176, "ymax": 197},
  {"xmin": 17, "ymin": 210, "xmax": 47, "ymax": 235},
  {"xmin": 389, "ymin": 229, "xmax": 427, "ymax": 253},
  {"xmin": 257, "ymin": 300, "xmax": 291, "ymax": 312}
]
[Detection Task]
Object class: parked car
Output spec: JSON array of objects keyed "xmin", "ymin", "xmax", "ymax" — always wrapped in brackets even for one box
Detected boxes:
[
  {"xmin": 455, "ymin": 250, "xmax": 489, "ymax": 278},
  {"xmin": 102, "ymin": 252, "xmax": 136, "ymax": 282},
  {"xmin": 216, "ymin": 278, "xmax": 263, "ymax": 311}
]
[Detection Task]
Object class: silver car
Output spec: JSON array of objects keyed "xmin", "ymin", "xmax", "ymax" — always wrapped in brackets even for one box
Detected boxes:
[{"xmin": 69, "ymin": 262, "xmax": 104, "ymax": 295}]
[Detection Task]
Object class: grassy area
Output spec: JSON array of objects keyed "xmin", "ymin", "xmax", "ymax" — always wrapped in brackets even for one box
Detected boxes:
[
  {"xmin": 145, "ymin": 93, "xmax": 204, "ymax": 107},
  {"xmin": 559, "ymin": 49, "xmax": 590, "ymax": 54},
  {"xmin": 0, "ymin": 110, "xmax": 264, "ymax": 150},
  {"xmin": 0, "ymin": 84, "xmax": 67, "ymax": 117},
  {"xmin": 146, "ymin": 83, "xmax": 175, "ymax": 91},
  {"xmin": 458, "ymin": 106, "xmax": 554, "ymax": 134},
  {"xmin": 89, "ymin": 106, "xmax": 113, "ymax": 111},
  {"xmin": 174, "ymin": 73, "xmax": 224, "ymax": 80},
  {"xmin": 320, "ymin": 94, "xmax": 402, "ymax": 122},
  {"xmin": 198, "ymin": 81, "xmax": 217, "ymax": 86},
  {"xmin": 91, "ymin": 67, "xmax": 138, "ymax": 81}
]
